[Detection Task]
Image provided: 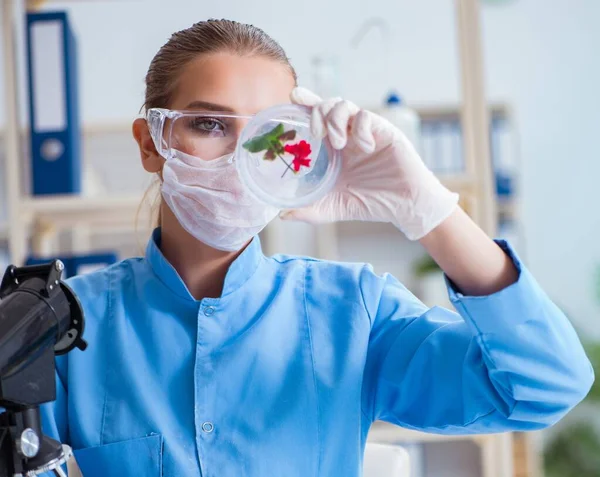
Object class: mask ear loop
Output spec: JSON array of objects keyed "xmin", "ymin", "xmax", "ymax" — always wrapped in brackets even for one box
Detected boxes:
[
  {"xmin": 157, "ymin": 139, "xmax": 168, "ymax": 186},
  {"xmin": 161, "ymin": 138, "xmax": 170, "ymax": 159}
]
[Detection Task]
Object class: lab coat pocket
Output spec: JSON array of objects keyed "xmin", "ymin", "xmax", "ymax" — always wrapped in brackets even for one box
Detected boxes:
[{"xmin": 73, "ymin": 434, "xmax": 162, "ymax": 477}]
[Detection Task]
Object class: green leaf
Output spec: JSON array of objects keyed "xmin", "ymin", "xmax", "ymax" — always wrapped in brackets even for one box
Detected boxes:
[
  {"xmin": 265, "ymin": 123, "xmax": 285, "ymax": 140},
  {"xmin": 242, "ymin": 136, "xmax": 270, "ymax": 153},
  {"xmin": 242, "ymin": 123, "xmax": 286, "ymax": 153},
  {"xmin": 584, "ymin": 341, "xmax": 600, "ymax": 403},
  {"xmin": 543, "ymin": 338, "xmax": 600, "ymax": 477},
  {"xmin": 413, "ymin": 254, "xmax": 441, "ymax": 277},
  {"xmin": 544, "ymin": 422, "xmax": 600, "ymax": 477}
]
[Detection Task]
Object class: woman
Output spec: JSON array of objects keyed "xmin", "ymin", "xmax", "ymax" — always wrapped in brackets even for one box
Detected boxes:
[{"xmin": 42, "ymin": 19, "xmax": 593, "ymax": 477}]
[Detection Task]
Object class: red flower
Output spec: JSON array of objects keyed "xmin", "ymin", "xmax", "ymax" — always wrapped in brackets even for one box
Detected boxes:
[{"xmin": 284, "ymin": 140, "xmax": 312, "ymax": 173}]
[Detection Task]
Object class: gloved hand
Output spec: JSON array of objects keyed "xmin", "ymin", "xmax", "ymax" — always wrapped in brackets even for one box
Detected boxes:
[{"xmin": 280, "ymin": 87, "xmax": 459, "ymax": 240}]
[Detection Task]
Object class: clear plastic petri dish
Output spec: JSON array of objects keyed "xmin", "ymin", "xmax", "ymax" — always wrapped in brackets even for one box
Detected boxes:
[{"xmin": 236, "ymin": 104, "xmax": 341, "ymax": 209}]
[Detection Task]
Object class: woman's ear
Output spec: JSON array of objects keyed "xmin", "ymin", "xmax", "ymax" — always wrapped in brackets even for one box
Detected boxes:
[{"xmin": 132, "ymin": 118, "xmax": 164, "ymax": 173}]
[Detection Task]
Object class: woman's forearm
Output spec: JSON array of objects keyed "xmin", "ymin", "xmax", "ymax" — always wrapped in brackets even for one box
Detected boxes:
[{"xmin": 419, "ymin": 207, "xmax": 519, "ymax": 296}]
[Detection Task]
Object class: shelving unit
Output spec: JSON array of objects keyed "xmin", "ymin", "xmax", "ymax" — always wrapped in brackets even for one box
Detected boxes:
[{"xmin": 0, "ymin": 0, "xmax": 150, "ymax": 264}]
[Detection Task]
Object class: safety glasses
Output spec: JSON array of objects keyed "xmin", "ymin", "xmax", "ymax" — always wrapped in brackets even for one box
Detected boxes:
[{"xmin": 146, "ymin": 108, "xmax": 254, "ymax": 162}]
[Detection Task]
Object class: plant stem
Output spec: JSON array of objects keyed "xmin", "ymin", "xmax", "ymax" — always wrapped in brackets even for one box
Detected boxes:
[{"xmin": 277, "ymin": 152, "xmax": 295, "ymax": 178}]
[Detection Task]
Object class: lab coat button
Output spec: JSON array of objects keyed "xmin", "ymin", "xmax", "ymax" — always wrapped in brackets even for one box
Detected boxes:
[
  {"xmin": 203, "ymin": 306, "xmax": 215, "ymax": 316},
  {"xmin": 202, "ymin": 422, "xmax": 214, "ymax": 433}
]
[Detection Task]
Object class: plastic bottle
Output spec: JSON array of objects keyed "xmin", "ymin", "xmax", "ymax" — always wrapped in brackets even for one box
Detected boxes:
[
  {"xmin": 379, "ymin": 92, "xmax": 422, "ymax": 154},
  {"xmin": 311, "ymin": 55, "xmax": 341, "ymax": 99}
]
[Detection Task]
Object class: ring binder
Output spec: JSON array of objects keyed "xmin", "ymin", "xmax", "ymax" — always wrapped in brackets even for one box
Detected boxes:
[{"xmin": 26, "ymin": 11, "xmax": 81, "ymax": 195}]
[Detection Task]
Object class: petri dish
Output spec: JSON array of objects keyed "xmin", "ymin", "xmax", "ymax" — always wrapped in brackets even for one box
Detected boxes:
[{"xmin": 236, "ymin": 104, "xmax": 341, "ymax": 209}]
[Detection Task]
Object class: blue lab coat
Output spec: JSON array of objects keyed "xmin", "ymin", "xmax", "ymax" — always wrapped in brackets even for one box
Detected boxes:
[{"xmin": 41, "ymin": 229, "xmax": 593, "ymax": 476}]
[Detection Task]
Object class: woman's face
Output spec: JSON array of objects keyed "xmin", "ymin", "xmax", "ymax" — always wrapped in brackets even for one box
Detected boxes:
[{"xmin": 135, "ymin": 52, "xmax": 296, "ymax": 172}]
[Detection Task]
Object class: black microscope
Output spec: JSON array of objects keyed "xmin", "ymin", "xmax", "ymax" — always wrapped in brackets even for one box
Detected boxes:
[{"xmin": 0, "ymin": 261, "xmax": 87, "ymax": 476}]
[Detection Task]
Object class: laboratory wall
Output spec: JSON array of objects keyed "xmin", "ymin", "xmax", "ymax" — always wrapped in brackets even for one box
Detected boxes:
[
  {"xmin": 481, "ymin": 0, "xmax": 600, "ymax": 338},
  {"xmin": 0, "ymin": 0, "xmax": 599, "ymax": 337}
]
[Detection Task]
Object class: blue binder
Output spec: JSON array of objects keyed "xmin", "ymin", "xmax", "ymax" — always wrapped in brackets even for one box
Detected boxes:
[{"xmin": 26, "ymin": 11, "xmax": 81, "ymax": 195}]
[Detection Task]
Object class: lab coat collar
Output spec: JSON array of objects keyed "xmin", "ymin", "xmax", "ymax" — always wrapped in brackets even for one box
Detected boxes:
[{"xmin": 145, "ymin": 228, "xmax": 264, "ymax": 301}]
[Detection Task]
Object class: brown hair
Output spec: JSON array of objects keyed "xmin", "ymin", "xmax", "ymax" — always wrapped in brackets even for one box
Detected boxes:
[
  {"xmin": 144, "ymin": 18, "xmax": 297, "ymax": 111},
  {"xmin": 139, "ymin": 19, "xmax": 297, "ymax": 233}
]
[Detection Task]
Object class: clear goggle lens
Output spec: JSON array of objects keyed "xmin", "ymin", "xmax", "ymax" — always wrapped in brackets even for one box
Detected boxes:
[{"xmin": 149, "ymin": 109, "xmax": 252, "ymax": 161}]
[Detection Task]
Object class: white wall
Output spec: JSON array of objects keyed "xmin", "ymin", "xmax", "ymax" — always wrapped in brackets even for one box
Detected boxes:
[
  {"xmin": 0, "ymin": 0, "xmax": 598, "ymax": 334},
  {"xmin": 482, "ymin": 0, "xmax": 600, "ymax": 336}
]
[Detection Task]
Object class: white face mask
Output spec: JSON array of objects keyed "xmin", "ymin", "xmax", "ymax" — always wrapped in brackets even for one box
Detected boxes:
[{"xmin": 160, "ymin": 149, "xmax": 280, "ymax": 252}]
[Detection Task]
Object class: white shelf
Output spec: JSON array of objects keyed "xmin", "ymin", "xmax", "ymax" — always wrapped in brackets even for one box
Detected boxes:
[
  {"xmin": 366, "ymin": 103, "xmax": 509, "ymax": 121},
  {"xmin": 19, "ymin": 194, "xmax": 149, "ymax": 230},
  {"xmin": 440, "ymin": 173, "xmax": 475, "ymax": 194},
  {"xmin": 368, "ymin": 421, "xmax": 490, "ymax": 447}
]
